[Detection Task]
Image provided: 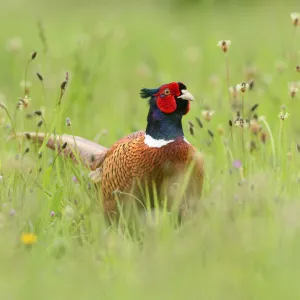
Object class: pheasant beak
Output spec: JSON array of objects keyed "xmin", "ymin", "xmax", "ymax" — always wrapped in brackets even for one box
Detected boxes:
[{"xmin": 177, "ymin": 89, "xmax": 194, "ymax": 101}]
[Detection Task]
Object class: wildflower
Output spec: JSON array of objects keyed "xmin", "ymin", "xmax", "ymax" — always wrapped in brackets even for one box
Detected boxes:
[
  {"xmin": 201, "ymin": 110, "xmax": 215, "ymax": 122},
  {"xmin": 66, "ymin": 117, "xmax": 72, "ymax": 127},
  {"xmin": 233, "ymin": 160, "xmax": 242, "ymax": 169},
  {"xmin": 236, "ymin": 82, "xmax": 249, "ymax": 93},
  {"xmin": 0, "ymin": 175, "xmax": 3, "ymax": 183},
  {"xmin": 9, "ymin": 209, "xmax": 16, "ymax": 216},
  {"xmin": 17, "ymin": 95, "xmax": 31, "ymax": 109},
  {"xmin": 289, "ymin": 82, "xmax": 299, "ymax": 97},
  {"xmin": 21, "ymin": 233, "xmax": 37, "ymax": 245},
  {"xmin": 72, "ymin": 176, "xmax": 78, "ymax": 184},
  {"xmin": 229, "ymin": 86, "xmax": 238, "ymax": 98},
  {"xmin": 234, "ymin": 117, "xmax": 249, "ymax": 128},
  {"xmin": 217, "ymin": 40, "xmax": 231, "ymax": 53},
  {"xmin": 50, "ymin": 211, "xmax": 55, "ymax": 217},
  {"xmin": 278, "ymin": 111, "xmax": 289, "ymax": 120},
  {"xmin": 290, "ymin": 12, "xmax": 300, "ymax": 26}
]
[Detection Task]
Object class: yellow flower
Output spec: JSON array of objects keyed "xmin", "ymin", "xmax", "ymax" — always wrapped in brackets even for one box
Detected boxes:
[{"xmin": 21, "ymin": 233, "xmax": 37, "ymax": 245}]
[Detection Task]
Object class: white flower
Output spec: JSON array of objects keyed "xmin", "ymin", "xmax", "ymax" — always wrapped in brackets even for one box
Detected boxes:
[
  {"xmin": 217, "ymin": 40, "xmax": 231, "ymax": 53},
  {"xmin": 236, "ymin": 82, "xmax": 249, "ymax": 93},
  {"xmin": 234, "ymin": 117, "xmax": 249, "ymax": 128},
  {"xmin": 278, "ymin": 111, "xmax": 289, "ymax": 120},
  {"xmin": 289, "ymin": 82, "xmax": 299, "ymax": 97},
  {"xmin": 258, "ymin": 116, "xmax": 266, "ymax": 122},
  {"xmin": 291, "ymin": 12, "xmax": 300, "ymax": 26},
  {"xmin": 201, "ymin": 110, "xmax": 215, "ymax": 121},
  {"xmin": 0, "ymin": 175, "xmax": 3, "ymax": 183}
]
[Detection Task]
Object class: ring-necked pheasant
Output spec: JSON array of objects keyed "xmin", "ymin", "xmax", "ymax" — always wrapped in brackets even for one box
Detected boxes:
[{"xmin": 19, "ymin": 82, "xmax": 204, "ymax": 220}]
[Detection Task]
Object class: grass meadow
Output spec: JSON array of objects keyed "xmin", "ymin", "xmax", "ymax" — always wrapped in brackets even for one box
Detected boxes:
[{"xmin": 1, "ymin": 0, "xmax": 300, "ymax": 298}]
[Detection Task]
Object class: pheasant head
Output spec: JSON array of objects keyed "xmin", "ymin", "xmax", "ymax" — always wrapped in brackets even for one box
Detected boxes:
[{"xmin": 140, "ymin": 82, "xmax": 194, "ymax": 146}]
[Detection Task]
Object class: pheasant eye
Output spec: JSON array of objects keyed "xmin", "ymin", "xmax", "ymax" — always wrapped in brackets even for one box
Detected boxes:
[{"xmin": 164, "ymin": 88, "xmax": 171, "ymax": 95}]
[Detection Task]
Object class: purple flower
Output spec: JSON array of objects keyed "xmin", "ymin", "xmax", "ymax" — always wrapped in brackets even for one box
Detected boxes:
[
  {"xmin": 72, "ymin": 176, "xmax": 78, "ymax": 184},
  {"xmin": 233, "ymin": 160, "xmax": 242, "ymax": 169},
  {"xmin": 9, "ymin": 209, "xmax": 16, "ymax": 216},
  {"xmin": 50, "ymin": 211, "xmax": 55, "ymax": 217}
]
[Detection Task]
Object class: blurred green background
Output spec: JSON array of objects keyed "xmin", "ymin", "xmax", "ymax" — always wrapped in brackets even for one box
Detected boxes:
[{"xmin": 1, "ymin": 0, "xmax": 300, "ymax": 299}]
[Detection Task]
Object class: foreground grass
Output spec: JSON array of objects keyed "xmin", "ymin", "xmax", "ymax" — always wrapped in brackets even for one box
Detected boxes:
[{"xmin": 1, "ymin": 0, "xmax": 300, "ymax": 299}]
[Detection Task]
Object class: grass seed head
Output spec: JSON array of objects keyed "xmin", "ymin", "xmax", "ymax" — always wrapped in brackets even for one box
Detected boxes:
[
  {"xmin": 36, "ymin": 72, "xmax": 43, "ymax": 81},
  {"xmin": 236, "ymin": 82, "xmax": 249, "ymax": 93},
  {"xmin": 31, "ymin": 51, "xmax": 37, "ymax": 60},
  {"xmin": 208, "ymin": 129, "xmax": 214, "ymax": 138},
  {"xmin": 202, "ymin": 110, "xmax": 215, "ymax": 122},
  {"xmin": 66, "ymin": 117, "xmax": 72, "ymax": 127},
  {"xmin": 289, "ymin": 82, "xmax": 299, "ymax": 98},
  {"xmin": 217, "ymin": 40, "xmax": 231, "ymax": 53},
  {"xmin": 291, "ymin": 12, "xmax": 300, "ymax": 26},
  {"xmin": 195, "ymin": 117, "xmax": 203, "ymax": 128},
  {"xmin": 62, "ymin": 142, "xmax": 68, "ymax": 150},
  {"xmin": 34, "ymin": 110, "xmax": 43, "ymax": 116},
  {"xmin": 189, "ymin": 125, "xmax": 194, "ymax": 136}
]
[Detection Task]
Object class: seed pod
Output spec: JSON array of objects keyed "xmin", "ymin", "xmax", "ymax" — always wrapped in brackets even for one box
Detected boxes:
[
  {"xmin": 62, "ymin": 142, "xmax": 68, "ymax": 149},
  {"xmin": 36, "ymin": 72, "xmax": 43, "ymax": 81},
  {"xmin": 189, "ymin": 125, "xmax": 194, "ymax": 136},
  {"xmin": 37, "ymin": 120, "xmax": 43, "ymax": 127},
  {"xmin": 250, "ymin": 104, "xmax": 259, "ymax": 112},
  {"xmin": 34, "ymin": 110, "xmax": 43, "ymax": 116},
  {"xmin": 188, "ymin": 120, "xmax": 194, "ymax": 128},
  {"xmin": 31, "ymin": 51, "xmax": 37, "ymax": 60},
  {"xmin": 195, "ymin": 117, "xmax": 203, "ymax": 128}
]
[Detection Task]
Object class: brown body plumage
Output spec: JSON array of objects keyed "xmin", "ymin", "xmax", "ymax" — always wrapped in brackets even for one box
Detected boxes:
[{"xmin": 17, "ymin": 82, "xmax": 204, "ymax": 220}]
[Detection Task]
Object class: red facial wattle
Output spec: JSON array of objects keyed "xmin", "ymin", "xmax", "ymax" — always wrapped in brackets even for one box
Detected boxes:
[
  {"xmin": 156, "ymin": 94, "xmax": 177, "ymax": 114},
  {"xmin": 153, "ymin": 82, "xmax": 192, "ymax": 115}
]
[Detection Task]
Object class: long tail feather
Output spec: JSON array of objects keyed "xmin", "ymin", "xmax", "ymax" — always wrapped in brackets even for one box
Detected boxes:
[{"xmin": 16, "ymin": 132, "xmax": 109, "ymax": 170}]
